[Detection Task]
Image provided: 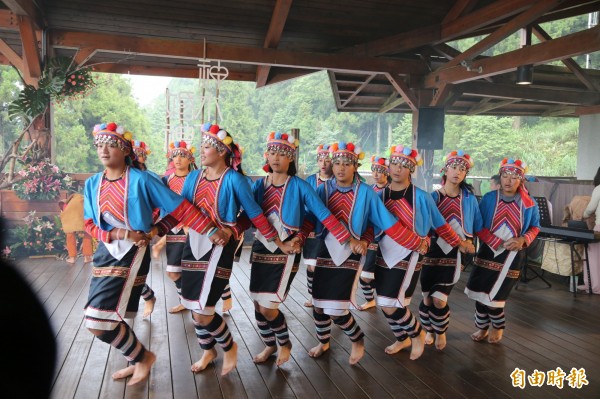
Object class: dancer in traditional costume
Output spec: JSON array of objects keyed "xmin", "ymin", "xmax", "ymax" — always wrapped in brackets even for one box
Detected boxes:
[
  {"xmin": 302, "ymin": 144, "xmax": 333, "ymax": 307},
  {"xmin": 465, "ymin": 158, "xmax": 540, "ymax": 344},
  {"xmin": 84, "ymin": 123, "xmax": 221, "ymax": 385},
  {"xmin": 309, "ymin": 142, "xmax": 428, "ymax": 365},
  {"xmin": 179, "ymin": 123, "xmax": 290, "ymax": 376},
  {"xmin": 420, "ymin": 151, "xmax": 479, "ymax": 350},
  {"xmin": 250, "ymin": 133, "xmax": 354, "ymax": 366},
  {"xmin": 357, "ymin": 155, "xmax": 390, "ymax": 311},
  {"xmin": 375, "ymin": 145, "xmax": 471, "ymax": 360},
  {"xmin": 131, "ymin": 140, "xmax": 162, "ymax": 318},
  {"xmin": 159, "ymin": 140, "xmax": 197, "ymax": 314}
]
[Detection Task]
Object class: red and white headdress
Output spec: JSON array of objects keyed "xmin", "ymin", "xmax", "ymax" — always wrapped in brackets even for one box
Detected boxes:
[
  {"xmin": 167, "ymin": 140, "xmax": 195, "ymax": 162},
  {"xmin": 316, "ymin": 144, "xmax": 331, "ymax": 160},
  {"xmin": 329, "ymin": 141, "xmax": 365, "ymax": 164},
  {"xmin": 201, "ymin": 123, "xmax": 233, "ymax": 153},
  {"xmin": 389, "ymin": 144, "xmax": 422, "ymax": 173},
  {"xmin": 370, "ymin": 155, "xmax": 389, "ymax": 175},
  {"xmin": 499, "ymin": 157, "xmax": 528, "ymax": 178},
  {"xmin": 442, "ymin": 150, "xmax": 474, "ymax": 173},
  {"xmin": 266, "ymin": 131, "xmax": 299, "ymax": 159},
  {"xmin": 92, "ymin": 122, "xmax": 136, "ymax": 161}
]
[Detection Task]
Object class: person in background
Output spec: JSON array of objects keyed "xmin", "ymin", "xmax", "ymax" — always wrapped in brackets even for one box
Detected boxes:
[
  {"xmin": 489, "ymin": 174, "xmax": 501, "ymax": 191},
  {"xmin": 584, "ymin": 166, "xmax": 600, "ymax": 232},
  {"xmin": 420, "ymin": 150, "xmax": 479, "ymax": 351},
  {"xmin": 302, "ymin": 144, "xmax": 333, "ymax": 307},
  {"xmin": 161, "ymin": 140, "xmax": 197, "ymax": 313},
  {"xmin": 582, "ymin": 166, "xmax": 600, "ymax": 294},
  {"xmin": 465, "ymin": 158, "xmax": 540, "ymax": 344},
  {"xmin": 59, "ymin": 193, "xmax": 94, "ymax": 264},
  {"xmin": 357, "ymin": 155, "xmax": 390, "ymax": 311}
]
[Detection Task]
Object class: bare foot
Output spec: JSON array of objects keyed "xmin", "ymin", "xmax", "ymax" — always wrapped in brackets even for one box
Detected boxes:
[
  {"xmin": 222, "ymin": 298, "xmax": 233, "ymax": 313},
  {"xmin": 435, "ymin": 333, "xmax": 447, "ymax": 350},
  {"xmin": 308, "ymin": 342, "xmax": 329, "ymax": 358},
  {"xmin": 253, "ymin": 345, "xmax": 277, "ymax": 363},
  {"xmin": 488, "ymin": 328, "xmax": 503, "ymax": 344},
  {"xmin": 112, "ymin": 365, "xmax": 135, "ymax": 380},
  {"xmin": 221, "ymin": 342, "xmax": 238, "ymax": 376},
  {"xmin": 358, "ymin": 300, "xmax": 376, "ymax": 311},
  {"xmin": 191, "ymin": 348, "xmax": 217, "ymax": 373},
  {"xmin": 84, "ymin": 255, "xmax": 93, "ymax": 263},
  {"xmin": 385, "ymin": 339, "xmax": 411, "ymax": 354},
  {"xmin": 276, "ymin": 343, "xmax": 292, "ymax": 366},
  {"xmin": 127, "ymin": 351, "xmax": 156, "ymax": 386},
  {"xmin": 143, "ymin": 297, "xmax": 156, "ymax": 318},
  {"xmin": 304, "ymin": 299, "xmax": 313, "ymax": 307},
  {"xmin": 66, "ymin": 256, "xmax": 76, "ymax": 264},
  {"xmin": 349, "ymin": 339, "xmax": 365, "ymax": 365},
  {"xmin": 169, "ymin": 304, "xmax": 186, "ymax": 314},
  {"xmin": 470, "ymin": 329, "xmax": 488, "ymax": 342},
  {"xmin": 425, "ymin": 332, "xmax": 434, "ymax": 345},
  {"xmin": 410, "ymin": 330, "xmax": 426, "ymax": 360}
]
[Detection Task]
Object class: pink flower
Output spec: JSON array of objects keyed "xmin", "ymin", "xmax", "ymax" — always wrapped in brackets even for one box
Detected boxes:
[
  {"xmin": 3, "ymin": 246, "xmax": 11, "ymax": 256},
  {"xmin": 45, "ymin": 242, "xmax": 54, "ymax": 251}
]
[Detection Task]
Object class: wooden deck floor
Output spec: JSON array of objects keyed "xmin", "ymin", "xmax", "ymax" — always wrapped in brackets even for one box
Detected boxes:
[{"xmin": 17, "ymin": 248, "xmax": 600, "ymax": 399}]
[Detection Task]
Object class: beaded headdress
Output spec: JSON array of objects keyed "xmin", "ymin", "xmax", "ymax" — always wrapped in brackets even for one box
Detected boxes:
[
  {"xmin": 370, "ymin": 155, "xmax": 389, "ymax": 175},
  {"xmin": 92, "ymin": 122, "xmax": 136, "ymax": 161},
  {"xmin": 266, "ymin": 131, "xmax": 299, "ymax": 159},
  {"xmin": 389, "ymin": 144, "xmax": 422, "ymax": 173},
  {"xmin": 316, "ymin": 144, "xmax": 331, "ymax": 160},
  {"xmin": 442, "ymin": 150, "xmax": 474, "ymax": 174},
  {"xmin": 499, "ymin": 158, "xmax": 528, "ymax": 178},
  {"xmin": 329, "ymin": 141, "xmax": 365, "ymax": 164},
  {"xmin": 167, "ymin": 140, "xmax": 195, "ymax": 162},
  {"xmin": 201, "ymin": 122, "xmax": 233, "ymax": 153}
]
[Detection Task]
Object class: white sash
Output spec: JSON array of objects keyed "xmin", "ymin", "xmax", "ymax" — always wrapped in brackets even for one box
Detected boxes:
[
  {"xmin": 199, "ymin": 245, "xmax": 224, "ymax": 309},
  {"xmin": 379, "ymin": 234, "xmax": 411, "ymax": 268},
  {"xmin": 103, "ymin": 239, "xmax": 135, "ymax": 261},
  {"xmin": 189, "ymin": 229, "xmax": 214, "ymax": 260},
  {"xmin": 436, "ymin": 218, "xmax": 466, "ymax": 284},
  {"xmin": 253, "ymin": 214, "xmax": 296, "ymax": 303},
  {"xmin": 491, "ymin": 224, "xmax": 514, "ymax": 258},
  {"xmin": 488, "ymin": 250, "xmax": 518, "ymax": 302},
  {"xmin": 324, "ymin": 232, "xmax": 353, "ymax": 266}
]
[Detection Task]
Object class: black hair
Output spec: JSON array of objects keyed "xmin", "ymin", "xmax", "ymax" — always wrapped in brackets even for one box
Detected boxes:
[
  {"xmin": 490, "ymin": 174, "xmax": 501, "ymax": 185},
  {"xmin": 594, "ymin": 166, "xmax": 600, "ymax": 187},
  {"xmin": 265, "ymin": 158, "xmax": 297, "ymax": 176}
]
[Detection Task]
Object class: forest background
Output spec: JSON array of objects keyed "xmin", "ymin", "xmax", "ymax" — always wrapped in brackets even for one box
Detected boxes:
[{"xmin": 0, "ymin": 14, "xmax": 596, "ymax": 181}]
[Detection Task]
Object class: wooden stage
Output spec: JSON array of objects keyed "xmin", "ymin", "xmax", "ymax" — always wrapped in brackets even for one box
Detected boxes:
[{"xmin": 17, "ymin": 248, "xmax": 600, "ymax": 398}]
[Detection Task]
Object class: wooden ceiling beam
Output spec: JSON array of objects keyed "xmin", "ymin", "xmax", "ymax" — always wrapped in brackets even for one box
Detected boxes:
[
  {"xmin": 442, "ymin": 0, "xmax": 479, "ymax": 24},
  {"xmin": 532, "ymin": 24, "xmax": 600, "ymax": 92},
  {"xmin": 466, "ymin": 99, "xmax": 519, "ymax": 115},
  {"xmin": 256, "ymin": 0, "xmax": 292, "ymax": 88},
  {"xmin": 384, "ymin": 73, "xmax": 418, "ymax": 111},
  {"xmin": 339, "ymin": 0, "xmax": 532, "ymax": 57},
  {"xmin": 18, "ymin": 14, "xmax": 41, "ymax": 83},
  {"xmin": 425, "ymin": 25, "xmax": 600, "ymax": 86},
  {"xmin": 541, "ymin": 105, "xmax": 576, "ymax": 116},
  {"xmin": 0, "ymin": 9, "xmax": 18, "ymax": 29},
  {"xmin": 341, "ymin": 74, "xmax": 377, "ymax": 107},
  {"xmin": 50, "ymin": 30, "xmax": 426, "ymax": 75},
  {"xmin": 1, "ymin": 0, "xmax": 44, "ymax": 29},
  {"xmin": 442, "ymin": 0, "xmax": 563, "ymax": 70},
  {"xmin": 92, "ymin": 63, "xmax": 256, "ymax": 81},
  {"xmin": 576, "ymin": 104, "xmax": 600, "ymax": 115},
  {"xmin": 379, "ymin": 96, "xmax": 405, "ymax": 113},
  {"xmin": 73, "ymin": 47, "xmax": 97, "ymax": 67},
  {"xmin": 460, "ymin": 81, "xmax": 600, "ymax": 105},
  {"xmin": 0, "ymin": 37, "xmax": 23, "ymax": 70},
  {"xmin": 430, "ymin": 82, "xmax": 460, "ymax": 107}
]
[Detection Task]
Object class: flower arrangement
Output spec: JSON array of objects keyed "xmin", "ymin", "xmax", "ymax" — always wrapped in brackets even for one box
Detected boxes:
[
  {"xmin": 58, "ymin": 67, "xmax": 96, "ymax": 100},
  {"xmin": 12, "ymin": 158, "xmax": 76, "ymax": 201},
  {"xmin": 6, "ymin": 211, "xmax": 66, "ymax": 258}
]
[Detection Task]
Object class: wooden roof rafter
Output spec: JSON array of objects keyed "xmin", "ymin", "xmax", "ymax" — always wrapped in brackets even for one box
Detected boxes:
[{"xmin": 255, "ymin": 0, "xmax": 292, "ymax": 88}]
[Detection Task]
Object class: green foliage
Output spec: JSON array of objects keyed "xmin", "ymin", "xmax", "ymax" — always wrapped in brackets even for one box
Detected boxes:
[
  {"xmin": 7, "ymin": 213, "xmax": 66, "ymax": 258},
  {"xmin": 53, "ymin": 73, "xmax": 151, "ymax": 173},
  {"xmin": 8, "ymin": 57, "xmax": 95, "ymax": 124}
]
